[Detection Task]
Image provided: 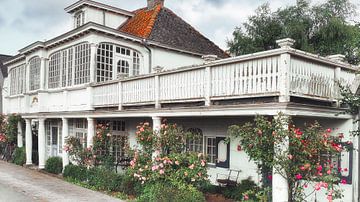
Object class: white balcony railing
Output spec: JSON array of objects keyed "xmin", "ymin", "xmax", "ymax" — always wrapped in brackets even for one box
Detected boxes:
[
  {"xmin": 91, "ymin": 50, "xmax": 357, "ymax": 108},
  {"xmin": 5, "ymin": 48, "xmax": 358, "ymax": 115}
]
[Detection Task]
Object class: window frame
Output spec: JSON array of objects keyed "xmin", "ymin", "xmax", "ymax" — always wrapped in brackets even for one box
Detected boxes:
[
  {"xmin": 9, "ymin": 64, "xmax": 26, "ymax": 96},
  {"xmin": 28, "ymin": 57, "xmax": 41, "ymax": 91}
]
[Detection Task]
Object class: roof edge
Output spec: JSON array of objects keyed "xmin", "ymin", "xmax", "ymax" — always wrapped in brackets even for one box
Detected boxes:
[{"xmin": 65, "ymin": 0, "xmax": 134, "ymax": 17}]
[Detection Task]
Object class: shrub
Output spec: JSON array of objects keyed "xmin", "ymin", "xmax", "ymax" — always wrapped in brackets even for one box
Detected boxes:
[
  {"xmin": 138, "ymin": 182, "xmax": 205, "ymax": 202},
  {"xmin": 87, "ymin": 167, "xmax": 123, "ymax": 191},
  {"xmin": 12, "ymin": 147, "xmax": 26, "ymax": 166},
  {"xmin": 222, "ymin": 178, "xmax": 258, "ymax": 201},
  {"xmin": 45, "ymin": 157, "xmax": 63, "ymax": 174},
  {"xmin": 198, "ymin": 181, "xmax": 220, "ymax": 194},
  {"xmin": 63, "ymin": 165, "xmax": 88, "ymax": 181},
  {"xmin": 120, "ymin": 173, "xmax": 142, "ymax": 196}
]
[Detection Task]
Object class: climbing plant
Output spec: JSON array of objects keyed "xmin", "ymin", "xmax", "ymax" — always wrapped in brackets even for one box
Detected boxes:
[{"xmin": 228, "ymin": 114, "xmax": 349, "ymax": 201}]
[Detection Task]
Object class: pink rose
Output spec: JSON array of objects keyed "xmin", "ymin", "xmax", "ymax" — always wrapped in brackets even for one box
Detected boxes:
[
  {"xmin": 295, "ymin": 174, "xmax": 302, "ymax": 180},
  {"xmin": 189, "ymin": 164, "xmax": 195, "ymax": 169},
  {"xmin": 175, "ymin": 161, "xmax": 180, "ymax": 165},
  {"xmin": 159, "ymin": 169, "xmax": 164, "ymax": 175},
  {"xmin": 341, "ymin": 179, "xmax": 347, "ymax": 184}
]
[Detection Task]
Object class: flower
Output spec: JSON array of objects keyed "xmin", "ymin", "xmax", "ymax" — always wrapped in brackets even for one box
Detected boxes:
[
  {"xmin": 184, "ymin": 172, "xmax": 188, "ymax": 176},
  {"xmin": 152, "ymin": 165, "xmax": 159, "ymax": 171},
  {"xmin": 175, "ymin": 161, "xmax": 180, "ymax": 165},
  {"xmin": 295, "ymin": 174, "xmax": 302, "ymax": 180},
  {"xmin": 189, "ymin": 164, "xmax": 195, "ymax": 169},
  {"xmin": 201, "ymin": 160, "xmax": 206, "ymax": 167},
  {"xmin": 317, "ymin": 165, "xmax": 323, "ymax": 171},
  {"xmin": 315, "ymin": 183, "xmax": 321, "ymax": 191},
  {"xmin": 267, "ymin": 175, "xmax": 272, "ymax": 180},
  {"xmin": 159, "ymin": 169, "xmax": 165, "ymax": 175},
  {"xmin": 300, "ymin": 166, "xmax": 306, "ymax": 171},
  {"xmin": 327, "ymin": 169, "xmax": 331, "ymax": 175},
  {"xmin": 288, "ymin": 154, "xmax": 293, "ymax": 160},
  {"xmin": 326, "ymin": 128, "xmax": 332, "ymax": 133},
  {"xmin": 341, "ymin": 179, "xmax": 347, "ymax": 184},
  {"xmin": 243, "ymin": 194, "xmax": 249, "ymax": 200}
]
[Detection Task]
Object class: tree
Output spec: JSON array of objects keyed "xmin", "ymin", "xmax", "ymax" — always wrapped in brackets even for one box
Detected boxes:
[{"xmin": 227, "ymin": 0, "xmax": 360, "ymax": 65}]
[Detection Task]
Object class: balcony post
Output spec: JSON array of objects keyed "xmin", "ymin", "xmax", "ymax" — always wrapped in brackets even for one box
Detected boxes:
[
  {"xmin": 25, "ymin": 119, "xmax": 32, "ymax": 165},
  {"xmin": 205, "ymin": 66, "xmax": 212, "ymax": 106},
  {"xmin": 118, "ymin": 81, "xmax": 123, "ymax": 110},
  {"xmin": 152, "ymin": 116, "xmax": 162, "ymax": 158},
  {"xmin": 155, "ymin": 75, "xmax": 160, "ymax": 109},
  {"xmin": 334, "ymin": 67, "xmax": 341, "ymax": 104},
  {"xmin": 276, "ymin": 38, "xmax": 294, "ymax": 103}
]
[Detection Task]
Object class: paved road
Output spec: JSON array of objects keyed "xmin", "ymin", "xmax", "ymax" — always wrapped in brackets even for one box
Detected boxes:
[{"xmin": 0, "ymin": 161, "xmax": 123, "ymax": 202}]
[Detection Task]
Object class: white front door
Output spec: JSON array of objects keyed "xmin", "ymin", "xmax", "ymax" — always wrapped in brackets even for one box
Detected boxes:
[{"xmin": 51, "ymin": 126, "xmax": 58, "ymax": 157}]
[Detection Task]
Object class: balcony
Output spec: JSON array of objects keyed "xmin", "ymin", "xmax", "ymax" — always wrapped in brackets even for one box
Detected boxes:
[{"xmin": 5, "ymin": 44, "xmax": 358, "ymax": 115}]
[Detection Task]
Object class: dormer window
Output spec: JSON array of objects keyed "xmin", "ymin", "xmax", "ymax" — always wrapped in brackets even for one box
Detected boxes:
[{"xmin": 74, "ymin": 11, "xmax": 85, "ymax": 28}]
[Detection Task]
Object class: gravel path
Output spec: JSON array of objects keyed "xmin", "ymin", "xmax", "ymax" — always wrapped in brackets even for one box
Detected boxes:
[{"xmin": 0, "ymin": 161, "xmax": 123, "ymax": 202}]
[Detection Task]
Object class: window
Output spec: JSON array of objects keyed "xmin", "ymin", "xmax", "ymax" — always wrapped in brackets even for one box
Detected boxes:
[
  {"xmin": 96, "ymin": 43, "xmax": 141, "ymax": 81},
  {"xmin": 117, "ymin": 60, "xmax": 129, "ymax": 77},
  {"xmin": 74, "ymin": 43, "xmax": 90, "ymax": 85},
  {"xmin": 73, "ymin": 119, "xmax": 88, "ymax": 148},
  {"xmin": 48, "ymin": 43, "xmax": 90, "ymax": 88},
  {"xmin": 133, "ymin": 52, "xmax": 140, "ymax": 76},
  {"xmin": 206, "ymin": 137, "xmax": 216, "ymax": 164},
  {"xmin": 112, "ymin": 135, "xmax": 128, "ymax": 161},
  {"xmin": 96, "ymin": 43, "xmax": 113, "ymax": 82},
  {"xmin": 75, "ymin": 12, "xmax": 85, "ymax": 28},
  {"xmin": 187, "ymin": 128, "xmax": 203, "ymax": 153},
  {"xmin": 9, "ymin": 64, "xmax": 26, "ymax": 95},
  {"xmin": 113, "ymin": 120, "xmax": 126, "ymax": 132},
  {"xmin": 29, "ymin": 57, "xmax": 41, "ymax": 91},
  {"xmin": 48, "ymin": 52, "xmax": 61, "ymax": 88}
]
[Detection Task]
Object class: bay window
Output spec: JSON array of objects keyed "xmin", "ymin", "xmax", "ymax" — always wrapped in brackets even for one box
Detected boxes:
[
  {"xmin": 48, "ymin": 43, "xmax": 90, "ymax": 89},
  {"xmin": 9, "ymin": 64, "xmax": 26, "ymax": 95},
  {"xmin": 96, "ymin": 43, "xmax": 141, "ymax": 82},
  {"xmin": 29, "ymin": 57, "xmax": 41, "ymax": 91}
]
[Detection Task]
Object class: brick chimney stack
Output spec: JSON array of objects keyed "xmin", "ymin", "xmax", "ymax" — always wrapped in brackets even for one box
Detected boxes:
[{"xmin": 147, "ymin": 0, "xmax": 164, "ymax": 9}]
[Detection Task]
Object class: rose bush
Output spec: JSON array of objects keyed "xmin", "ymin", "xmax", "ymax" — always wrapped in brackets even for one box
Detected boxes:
[
  {"xmin": 228, "ymin": 114, "xmax": 351, "ymax": 201},
  {"xmin": 128, "ymin": 121, "xmax": 208, "ymax": 188}
]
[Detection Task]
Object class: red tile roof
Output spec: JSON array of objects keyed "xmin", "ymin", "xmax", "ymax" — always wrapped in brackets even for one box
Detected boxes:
[{"xmin": 120, "ymin": 4, "xmax": 162, "ymax": 38}]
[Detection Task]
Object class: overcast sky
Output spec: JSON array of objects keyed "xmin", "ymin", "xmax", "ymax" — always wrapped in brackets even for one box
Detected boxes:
[{"xmin": 0, "ymin": 0, "xmax": 359, "ymax": 55}]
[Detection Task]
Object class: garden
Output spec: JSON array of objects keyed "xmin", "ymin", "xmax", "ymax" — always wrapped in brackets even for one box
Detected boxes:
[{"xmin": 0, "ymin": 114, "xmax": 352, "ymax": 202}]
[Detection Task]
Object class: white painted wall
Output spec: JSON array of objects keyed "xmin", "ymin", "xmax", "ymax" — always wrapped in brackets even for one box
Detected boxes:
[
  {"xmin": 151, "ymin": 47, "xmax": 204, "ymax": 71},
  {"xmin": 84, "ymin": 7, "xmax": 129, "ymax": 29}
]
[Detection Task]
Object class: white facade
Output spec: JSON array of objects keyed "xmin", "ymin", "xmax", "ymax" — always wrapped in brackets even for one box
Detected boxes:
[{"xmin": 4, "ymin": 1, "xmax": 360, "ymax": 202}]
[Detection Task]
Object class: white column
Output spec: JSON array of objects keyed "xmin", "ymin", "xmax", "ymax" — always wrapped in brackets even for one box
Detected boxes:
[
  {"xmin": 38, "ymin": 118, "xmax": 46, "ymax": 169},
  {"xmin": 118, "ymin": 81, "xmax": 123, "ymax": 110},
  {"xmin": 334, "ymin": 67, "xmax": 341, "ymax": 105},
  {"xmin": 89, "ymin": 43, "xmax": 97, "ymax": 83},
  {"xmin": 62, "ymin": 118, "xmax": 69, "ymax": 170},
  {"xmin": 87, "ymin": 118, "xmax": 95, "ymax": 148},
  {"xmin": 152, "ymin": 116, "xmax": 162, "ymax": 158},
  {"xmin": 17, "ymin": 121, "xmax": 23, "ymax": 148},
  {"xmin": 39, "ymin": 57, "xmax": 47, "ymax": 90},
  {"xmin": 25, "ymin": 119, "xmax": 32, "ymax": 165},
  {"xmin": 272, "ymin": 115, "xmax": 289, "ymax": 202}
]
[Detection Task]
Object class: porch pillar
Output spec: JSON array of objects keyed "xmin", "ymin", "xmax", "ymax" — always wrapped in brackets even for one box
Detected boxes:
[
  {"xmin": 87, "ymin": 118, "xmax": 95, "ymax": 148},
  {"xmin": 62, "ymin": 118, "xmax": 69, "ymax": 170},
  {"xmin": 17, "ymin": 121, "xmax": 23, "ymax": 148},
  {"xmin": 25, "ymin": 119, "xmax": 32, "ymax": 165},
  {"xmin": 89, "ymin": 43, "xmax": 97, "ymax": 83},
  {"xmin": 272, "ymin": 115, "xmax": 289, "ymax": 202},
  {"xmin": 152, "ymin": 116, "xmax": 162, "ymax": 158},
  {"xmin": 38, "ymin": 118, "xmax": 46, "ymax": 169}
]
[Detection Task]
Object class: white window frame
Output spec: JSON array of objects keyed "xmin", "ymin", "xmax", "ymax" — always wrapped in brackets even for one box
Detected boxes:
[
  {"xmin": 75, "ymin": 11, "xmax": 85, "ymax": 28},
  {"xmin": 9, "ymin": 64, "xmax": 26, "ymax": 95},
  {"xmin": 96, "ymin": 42, "xmax": 142, "ymax": 82},
  {"xmin": 29, "ymin": 57, "xmax": 41, "ymax": 91}
]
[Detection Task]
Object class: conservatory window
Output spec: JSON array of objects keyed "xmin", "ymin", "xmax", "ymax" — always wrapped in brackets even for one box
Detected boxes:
[
  {"xmin": 186, "ymin": 128, "xmax": 203, "ymax": 153},
  {"xmin": 67, "ymin": 48, "xmax": 73, "ymax": 86},
  {"xmin": 75, "ymin": 12, "xmax": 85, "ymax": 28},
  {"xmin": 9, "ymin": 64, "xmax": 26, "ymax": 95},
  {"xmin": 48, "ymin": 52, "xmax": 61, "ymax": 89},
  {"xmin": 117, "ymin": 60, "xmax": 129, "ymax": 77},
  {"xmin": 112, "ymin": 135, "xmax": 128, "ymax": 162},
  {"xmin": 29, "ymin": 57, "xmax": 41, "ymax": 91},
  {"xmin": 74, "ymin": 43, "xmax": 90, "ymax": 85},
  {"xmin": 133, "ymin": 52, "xmax": 140, "ymax": 76},
  {"xmin": 74, "ymin": 119, "xmax": 88, "ymax": 148},
  {"xmin": 96, "ymin": 43, "xmax": 141, "ymax": 81},
  {"xmin": 96, "ymin": 43, "xmax": 113, "ymax": 82}
]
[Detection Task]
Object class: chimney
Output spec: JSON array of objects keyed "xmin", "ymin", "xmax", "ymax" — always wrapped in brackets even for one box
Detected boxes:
[{"xmin": 147, "ymin": 0, "xmax": 164, "ymax": 9}]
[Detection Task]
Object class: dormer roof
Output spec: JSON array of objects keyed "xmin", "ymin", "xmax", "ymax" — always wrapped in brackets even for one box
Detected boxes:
[
  {"xmin": 65, "ymin": 0, "xmax": 134, "ymax": 17},
  {"xmin": 119, "ymin": 5, "xmax": 229, "ymax": 58}
]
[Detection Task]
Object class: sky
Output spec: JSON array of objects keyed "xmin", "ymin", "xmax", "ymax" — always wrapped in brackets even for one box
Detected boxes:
[{"xmin": 0, "ymin": 0, "xmax": 359, "ymax": 56}]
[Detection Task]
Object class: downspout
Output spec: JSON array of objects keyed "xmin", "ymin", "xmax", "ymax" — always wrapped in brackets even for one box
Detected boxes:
[{"xmin": 142, "ymin": 39, "xmax": 152, "ymax": 73}]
